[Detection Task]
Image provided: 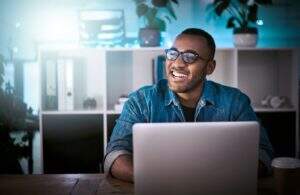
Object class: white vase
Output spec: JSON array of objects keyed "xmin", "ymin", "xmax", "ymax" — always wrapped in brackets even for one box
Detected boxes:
[{"xmin": 233, "ymin": 28, "xmax": 258, "ymax": 47}]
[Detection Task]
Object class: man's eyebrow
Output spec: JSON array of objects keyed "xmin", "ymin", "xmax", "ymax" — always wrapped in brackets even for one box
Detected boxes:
[
  {"xmin": 182, "ymin": 49, "xmax": 199, "ymax": 54},
  {"xmin": 170, "ymin": 47, "xmax": 198, "ymax": 54},
  {"xmin": 170, "ymin": 47, "xmax": 178, "ymax": 51}
]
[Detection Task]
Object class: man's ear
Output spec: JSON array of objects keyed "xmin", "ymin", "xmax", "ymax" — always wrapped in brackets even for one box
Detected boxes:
[{"xmin": 206, "ymin": 60, "xmax": 216, "ymax": 75}]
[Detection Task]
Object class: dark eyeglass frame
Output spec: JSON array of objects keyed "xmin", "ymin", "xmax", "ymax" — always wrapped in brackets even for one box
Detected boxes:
[{"xmin": 165, "ymin": 48, "xmax": 209, "ymax": 64}]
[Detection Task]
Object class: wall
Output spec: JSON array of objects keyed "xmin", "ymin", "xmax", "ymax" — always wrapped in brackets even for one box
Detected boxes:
[{"xmin": 0, "ymin": 0, "xmax": 300, "ymax": 61}]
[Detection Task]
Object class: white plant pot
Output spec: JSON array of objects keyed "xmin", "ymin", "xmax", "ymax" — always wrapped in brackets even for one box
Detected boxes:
[
  {"xmin": 233, "ymin": 28, "xmax": 258, "ymax": 48},
  {"xmin": 234, "ymin": 33, "xmax": 258, "ymax": 47}
]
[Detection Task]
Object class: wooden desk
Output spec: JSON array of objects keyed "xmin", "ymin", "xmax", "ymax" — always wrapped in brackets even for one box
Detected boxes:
[{"xmin": 0, "ymin": 174, "xmax": 275, "ymax": 195}]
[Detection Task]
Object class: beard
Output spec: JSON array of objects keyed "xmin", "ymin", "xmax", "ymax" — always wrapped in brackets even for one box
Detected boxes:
[{"xmin": 167, "ymin": 72, "xmax": 206, "ymax": 93}]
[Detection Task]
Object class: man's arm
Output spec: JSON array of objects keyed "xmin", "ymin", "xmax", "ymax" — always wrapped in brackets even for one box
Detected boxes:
[
  {"xmin": 110, "ymin": 154, "xmax": 133, "ymax": 183},
  {"xmin": 105, "ymin": 92, "xmax": 146, "ymax": 182}
]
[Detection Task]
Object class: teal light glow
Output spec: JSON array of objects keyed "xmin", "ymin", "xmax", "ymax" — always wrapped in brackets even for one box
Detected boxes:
[{"xmin": 256, "ymin": 19, "xmax": 264, "ymax": 26}]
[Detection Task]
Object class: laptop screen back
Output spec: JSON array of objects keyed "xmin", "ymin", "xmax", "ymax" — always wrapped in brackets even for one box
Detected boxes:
[{"xmin": 133, "ymin": 121, "xmax": 259, "ymax": 195}]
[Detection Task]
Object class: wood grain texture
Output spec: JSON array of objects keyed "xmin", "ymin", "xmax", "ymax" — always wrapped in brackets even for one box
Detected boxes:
[{"xmin": 0, "ymin": 174, "xmax": 274, "ymax": 195}]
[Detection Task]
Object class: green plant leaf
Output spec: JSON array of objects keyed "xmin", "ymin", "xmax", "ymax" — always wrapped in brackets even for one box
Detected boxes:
[
  {"xmin": 248, "ymin": 4, "xmax": 258, "ymax": 22},
  {"xmin": 238, "ymin": 0, "xmax": 248, "ymax": 4},
  {"xmin": 226, "ymin": 16, "xmax": 237, "ymax": 28},
  {"xmin": 165, "ymin": 15, "xmax": 171, "ymax": 23},
  {"xmin": 152, "ymin": 0, "xmax": 168, "ymax": 7},
  {"xmin": 136, "ymin": 3, "xmax": 149, "ymax": 17},
  {"xmin": 146, "ymin": 7, "xmax": 158, "ymax": 23},
  {"xmin": 152, "ymin": 17, "xmax": 166, "ymax": 31},
  {"xmin": 214, "ymin": 0, "xmax": 230, "ymax": 16},
  {"xmin": 22, "ymin": 134, "xmax": 29, "ymax": 142},
  {"xmin": 0, "ymin": 54, "xmax": 4, "ymax": 87},
  {"xmin": 171, "ymin": 0, "xmax": 178, "ymax": 4},
  {"xmin": 166, "ymin": 1, "xmax": 177, "ymax": 20},
  {"xmin": 255, "ymin": 0, "xmax": 272, "ymax": 5},
  {"xmin": 134, "ymin": 0, "xmax": 178, "ymax": 31},
  {"xmin": 0, "ymin": 55, "xmax": 4, "ymax": 73},
  {"xmin": 132, "ymin": 0, "xmax": 146, "ymax": 4}
]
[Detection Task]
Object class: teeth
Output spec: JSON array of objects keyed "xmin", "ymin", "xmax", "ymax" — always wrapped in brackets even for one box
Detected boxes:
[{"xmin": 172, "ymin": 71, "xmax": 188, "ymax": 78}]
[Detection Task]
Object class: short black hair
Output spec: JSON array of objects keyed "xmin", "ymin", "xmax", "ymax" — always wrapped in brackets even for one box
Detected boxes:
[{"xmin": 178, "ymin": 28, "xmax": 216, "ymax": 60}]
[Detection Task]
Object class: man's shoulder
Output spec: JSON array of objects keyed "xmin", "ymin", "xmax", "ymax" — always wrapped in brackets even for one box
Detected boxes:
[
  {"xmin": 206, "ymin": 80, "xmax": 248, "ymax": 100},
  {"xmin": 206, "ymin": 80, "xmax": 252, "ymax": 115}
]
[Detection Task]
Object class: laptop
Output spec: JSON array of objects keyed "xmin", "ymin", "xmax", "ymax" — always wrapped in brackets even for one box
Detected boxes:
[{"xmin": 133, "ymin": 121, "xmax": 259, "ymax": 195}]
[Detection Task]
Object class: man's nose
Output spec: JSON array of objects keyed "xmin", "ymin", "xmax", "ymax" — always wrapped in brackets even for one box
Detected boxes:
[{"xmin": 173, "ymin": 56, "xmax": 186, "ymax": 68}]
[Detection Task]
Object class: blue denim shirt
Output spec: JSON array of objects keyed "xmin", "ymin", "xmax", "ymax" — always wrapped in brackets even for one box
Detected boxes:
[{"xmin": 105, "ymin": 79, "xmax": 273, "ymax": 173}]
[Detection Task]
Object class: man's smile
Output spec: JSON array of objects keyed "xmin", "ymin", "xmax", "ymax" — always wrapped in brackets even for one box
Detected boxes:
[{"xmin": 170, "ymin": 70, "xmax": 189, "ymax": 81}]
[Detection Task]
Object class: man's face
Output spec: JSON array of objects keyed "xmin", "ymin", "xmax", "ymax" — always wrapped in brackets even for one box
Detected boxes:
[{"xmin": 166, "ymin": 34, "xmax": 215, "ymax": 94}]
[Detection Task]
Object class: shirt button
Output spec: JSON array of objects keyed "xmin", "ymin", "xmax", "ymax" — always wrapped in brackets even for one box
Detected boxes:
[{"xmin": 200, "ymin": 100, "xmax": 205, "ymax": 107}]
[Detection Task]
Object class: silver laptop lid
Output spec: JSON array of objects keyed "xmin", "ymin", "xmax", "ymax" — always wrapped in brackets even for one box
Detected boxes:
[{"xmin": 133, "ymin": 121, "xmax": 259, "ymax": 195}]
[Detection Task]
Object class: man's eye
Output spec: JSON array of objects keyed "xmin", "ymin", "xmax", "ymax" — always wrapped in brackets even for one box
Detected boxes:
[
  {"xmin": 183, "ymin": 53, "xmax": 197, "ymax": 62},
  {"xmin": 167, "ymin": 51, "xmax": 179, "ymax": 59},
  {"xmin": 169, "ymin": 51, "xmax": 178, "ymax": 56}
]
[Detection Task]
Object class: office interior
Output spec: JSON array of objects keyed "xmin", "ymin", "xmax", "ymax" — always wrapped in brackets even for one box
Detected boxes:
[{"xmin": 0, "ymin": 0, "xmax": 300, "ymax": 175}]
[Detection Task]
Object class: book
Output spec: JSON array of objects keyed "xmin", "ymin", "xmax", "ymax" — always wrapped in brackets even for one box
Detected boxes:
[{"xmin": 153, "ymin": 55, "xmax": 166, "ymax": 84}]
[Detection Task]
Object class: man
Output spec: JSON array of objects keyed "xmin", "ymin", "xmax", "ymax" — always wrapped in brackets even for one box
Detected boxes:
[{"xmin": 104, "ymin": 28, "xmax": 273, "ymax": 183}]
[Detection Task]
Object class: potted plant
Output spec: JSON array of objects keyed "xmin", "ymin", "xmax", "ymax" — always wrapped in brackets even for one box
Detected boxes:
[
  {"xmin": 207, "ymin": 0, "xmax": 272, "ymax": 47},
  {"xmin": 0, "ymin": 54, "xmax": 38, "ymax": 173},
  {"xmin": 133, "ymin": 0, "xmax": 178, "ymax": 47}
]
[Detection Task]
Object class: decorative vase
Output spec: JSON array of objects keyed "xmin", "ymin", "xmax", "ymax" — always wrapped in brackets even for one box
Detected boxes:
[
  {"xmin": 138, "ymin": 28, "xmax": 161, "ymax": 47},
  {"xmin": 233, "ymin": 27, "xmax": 258, "ymax": 47}
]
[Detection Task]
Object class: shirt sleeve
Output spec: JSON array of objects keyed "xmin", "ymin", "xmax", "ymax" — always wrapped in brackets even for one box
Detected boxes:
[
  {"xmin": 105, "ymin": 92, "xmax": 147, "ymax": 174},
  {"xmin": 104, "ymin": 150, "xmax": 132, "ymax": 175},
  {"xmin": 233, "ymin": 92, "xmax": 274, "ymax": 173}
]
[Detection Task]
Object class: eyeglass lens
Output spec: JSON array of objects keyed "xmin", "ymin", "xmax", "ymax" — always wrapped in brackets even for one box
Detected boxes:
[{"xmin": 165, "ymin": 49, "xmax": 198, "ymax": 64}]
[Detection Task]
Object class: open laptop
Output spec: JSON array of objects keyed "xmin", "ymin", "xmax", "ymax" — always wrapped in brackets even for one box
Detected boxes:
[{"xmin": 133, "ymin": 121, "xmax": 259, "ymax": 195}]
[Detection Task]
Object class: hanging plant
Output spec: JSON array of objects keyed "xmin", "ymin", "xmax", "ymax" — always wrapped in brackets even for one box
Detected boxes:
[{"xmin": 133, "ymin": 0, "xmax": 178, "ymax": 31}]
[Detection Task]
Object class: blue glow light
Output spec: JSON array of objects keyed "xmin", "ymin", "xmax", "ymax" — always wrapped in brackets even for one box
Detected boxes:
[
  {"xmin": 256, "ymin": 19, "xmax": 264, "ymax": 26},
  {"xmin": 15, "ymin": 22, "xmax": 21, "ymax": 29}
]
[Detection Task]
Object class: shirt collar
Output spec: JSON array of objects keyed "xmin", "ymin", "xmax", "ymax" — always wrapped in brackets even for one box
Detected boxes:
[
  {"xmin": 165, "ymin": 86, "xmax": 179, "ymax": 106},
  {"xmin": 200, "ymin": 79, "xmax": 215, "ymax": 106},
  {"xmin": 164, "ymin": 79, "xmax": 216, "ymax": 107}
]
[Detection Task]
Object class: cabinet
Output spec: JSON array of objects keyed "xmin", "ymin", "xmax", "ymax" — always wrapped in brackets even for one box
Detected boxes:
[{"xmin": 39, "ymin": 47, "xmax": 299, "ymax": 173}]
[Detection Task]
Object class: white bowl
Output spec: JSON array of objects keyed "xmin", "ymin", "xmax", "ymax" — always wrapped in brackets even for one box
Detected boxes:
[{"xmin": 119, "ymin": 97, "xmax": 129, "ymax": 104}]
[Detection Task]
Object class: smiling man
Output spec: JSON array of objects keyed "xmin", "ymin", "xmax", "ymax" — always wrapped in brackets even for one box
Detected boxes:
[{"xmin": 104, "ymin": 28, "xmax": 273, "ymax": 183}]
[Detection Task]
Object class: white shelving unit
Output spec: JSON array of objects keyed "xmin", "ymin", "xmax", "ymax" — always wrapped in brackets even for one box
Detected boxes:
[{"xmin": 39, "ymin": 47, "xmax": 300, "ymax": 171}]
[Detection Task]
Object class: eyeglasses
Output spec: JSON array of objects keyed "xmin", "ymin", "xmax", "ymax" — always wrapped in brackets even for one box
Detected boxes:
[{"xmin": 165, "ymin": 48, "xmax": 208, "ymax": 64}]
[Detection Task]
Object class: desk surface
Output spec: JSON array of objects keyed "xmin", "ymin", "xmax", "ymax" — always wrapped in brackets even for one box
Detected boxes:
[{"xmin": 0, "ymin": 174, "xmax": 275, "ymax": 195}]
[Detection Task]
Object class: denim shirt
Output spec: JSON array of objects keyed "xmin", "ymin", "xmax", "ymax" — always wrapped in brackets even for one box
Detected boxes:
[{"xmin": 104, "ymin": 79, "xmax": 273, "ymax": 173}]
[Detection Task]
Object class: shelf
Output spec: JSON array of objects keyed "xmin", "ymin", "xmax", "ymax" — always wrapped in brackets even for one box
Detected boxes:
[
  {"xmin": 105, "ymin": 47, "xmax": 164, "ymax": 51},
  {"xmin": 41, "ymin": 110, "xmax": 122, "ymax": 115},
  {"xmin": 39, "ymin": 47, "xmax": 300, "ymax": 159},
  {"xmin": 254, "ymin": 107, "xmax": 296, "ymax": 112},
  {"xmin": 106, "ymin": 110, "xmax": 122, "ymax": 114},
  {"xmin": 237, "ymin": 49, "xmax": 297, "ymax": 108},
  {"xmin": 234, "ymin": 47, "xmax": 296, "ymax": 51},
  {"xmin": 41, "ymin": 110, "xmax": 104, "ymax": 115}
]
